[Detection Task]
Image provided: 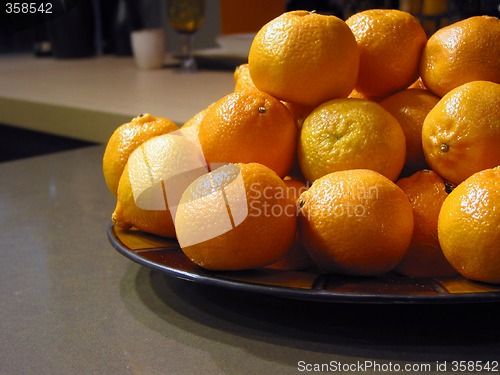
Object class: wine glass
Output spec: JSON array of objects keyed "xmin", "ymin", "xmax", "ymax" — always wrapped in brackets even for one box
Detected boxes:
[{"xmin": 167, "ymin": 0, "xmax": 205, "ymax": 72}]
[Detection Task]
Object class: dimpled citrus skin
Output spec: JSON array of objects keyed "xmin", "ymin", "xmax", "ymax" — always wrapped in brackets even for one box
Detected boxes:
[
  {"xmin": 198, "ymin": 89, "xmax": 298, "ymax": 178},
  {"xmin": 346, "ymin": 9, "xmax": 427, "ymax": 98},
  {"xmin": 233, "ymin": 63, "xmax": 315, "ymax": 129},
  {"xmin": 422, "ymin": 81, "xmax": 500, "ymax": 186},
  {"xmin": 298, "ymin": 98, "xmax": 406, "ymax": 183},
  {"xmin": 248, "ymin": 10, "xmax": 359, "ymax": 107},
  {"xmin": 395, "ymin": 170, "xmax": 456, "ymax": 277},
  {"xmin": 103, "ymin": 113, "xmax": 178, "ymax": 195},
  {"xmin": 175, "ymin": 163, "xmax": 297, "ymax": 271},
  {"xmin": 298, "ymin": 169, "xmax": 414, "ymax": 276},
  {"xmin": 438, "ymin": 167, "xmax": 500, "ymax": 284},
  {"xmin": 420, "ymin": 16, "xmax": 500, "ymax": 97}
]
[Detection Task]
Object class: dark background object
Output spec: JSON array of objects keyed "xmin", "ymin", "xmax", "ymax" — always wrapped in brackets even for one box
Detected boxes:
[{"xmin": 47, "ymin": 0, "xmax": 97, "ymax": 58}]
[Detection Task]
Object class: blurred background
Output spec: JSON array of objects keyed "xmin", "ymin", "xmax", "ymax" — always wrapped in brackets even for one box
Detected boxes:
[
  {"xmin": 0, "ymin": 0, "xmax": 498, "ymax": 162},
  {"xmin": 1, "ymin": 0, "xmax": 499, "ymax": 57}
]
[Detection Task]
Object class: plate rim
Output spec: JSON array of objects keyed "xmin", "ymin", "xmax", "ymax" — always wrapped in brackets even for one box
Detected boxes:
[{"xmin": 107, "ymin": 223, "xmax": 500, "ymax": 304}]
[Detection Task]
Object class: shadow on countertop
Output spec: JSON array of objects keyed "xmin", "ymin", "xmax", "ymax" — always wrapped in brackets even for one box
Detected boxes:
[
  {"xmin": 0, "ymin": 123, "xmax": 96, "ymax": 162},
  {"xmin": 121, "ymin": 264, "xmax": 500, "ymax": 373}
]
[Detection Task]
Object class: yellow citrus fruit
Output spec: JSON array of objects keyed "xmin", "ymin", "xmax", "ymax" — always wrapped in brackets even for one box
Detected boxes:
[
  {"xmin": 438, "ymin": 167, "xmax": 500, "ymax": 284},
  {"xmin": 112, "ymin": 132, "xmax": 208, "ymax": 238},
  {"xmin": 395, "ymin": 170, "xmax": 456, "ymax": 277},
  {"xmin": 298, "ymin": 98, "xmax": 406, "ymax": 182},
  {"xmin": 380, "ymin": 88, "xmax": 440, "ymax": 175},
  {"xmin": 420, "ymin": 15, "xmax": 500, "ymax": 97},
  {"xmin": 175, "ymin": 163, "xmax": 297, "ymax": 271},
  {"xmin": 267, "ymin": 178, "xmax": 314, "ymax": 271},
  {"xmin": 103, "ymin": 113, "xmax": 178, "ymax": 196},
  {"xmin": 298, "ymin": 169, "xmax": 414, "ymax": 276},
  {"xmin": 248, "ymin": 10, "xmax": 359, "ymax": 107},
  {"xmin": 198, "ymin": 89, "xmax": 298, "ymax": 178},
  {"xmin": 422, "ymin": 80, "xmax": 500, "ymax": 185},
  {"xmin": 113, "ymin": 164, "xmax": 175, "ymax": 237},
  {"xmin": 346, "ymin": 9, "xmax": 427, "ymax": 98}
]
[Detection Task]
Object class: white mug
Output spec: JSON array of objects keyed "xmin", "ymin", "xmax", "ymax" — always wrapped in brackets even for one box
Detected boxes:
[{"xmin": 131, "ymin": 28, "xmax": 166, "ymax": 70}]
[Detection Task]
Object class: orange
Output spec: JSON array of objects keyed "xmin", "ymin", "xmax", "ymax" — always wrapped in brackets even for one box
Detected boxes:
[
  {"xmin": 175, "ymin": 163, "xmax": 297, "ymax": 270},
  {"xmin": 282, "ymin": 101, "xmax": 315, "ymax": 129},
  {"xmin": 298, "ymin": 169, "xmax": 414, "ymax": 276},
  {"xmin": 408, "ymin": 77, "xmax": 427, "ymax": 90},
  {"xmin": 395, "ymin": 170, "xmax": 456, "ymax": 277},
  {"xmin": 233, "ymin": 64, "xmax": 313, "ymax": 128},
  {"xmin": 297, "ymin": 98, "xmax": 406, "ymax": 182},
  {"xmin": 420, "ymin": 16, "xmax": 500, "ymax": 98},
  {"xmin": 179, "ymin": 104, "xmax": 213, "ymax": 146},
  {"xmin": 422, "ymin": 80, "xmax": 500, "ymax": 185},
  {"xmin": 438, "ymin": 167, "xmax": 500, "ymax": 284},
  {"xmin": 198, "ymin": 89, "xmax": 298, "ymax": 178},
  {"xmin": 180, "ymin": 103, "xmax": 219, "ymax": 148},
  {"xmin": 286, "ymin": 154, "xmax": 307, "ymax": 183},
  {"xmin": 248, "ymin": 10, "xmax": 359, "ymax": 107},
  {"xmin": 380, "ymin": 88, "xmax": 440, "ymax": 175},
  {"xmin": 112, "ymin": 133, "xmax": 208, "ymax": 238},
  {"xmin": 103, "ymin": 113, "xmax": 178, "ymax": 195},
  {"xmin": 267, "ymin": 178, "xmax": 314, "ymax": 271},
  {"xmin": 233, "ymin": 63, "xmax": 258, "ymax": 92},
  {"xmin": 347, "ymin": 87, "xmax": 382, "ymax": 102},
  {"xmin": 346, "ymin": 9, "xmax": 427, "ymax": 98},
  {"xmin": 182, "ymin": 106, "xmax": 209, "ymax": 128}
]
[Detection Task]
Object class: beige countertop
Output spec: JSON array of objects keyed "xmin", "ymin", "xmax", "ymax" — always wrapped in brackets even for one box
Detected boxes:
[
  {"xmin": 1, "ymin": 145, "xmax": 499, "ymax": 374},
  {"xmin": 0, "ymin": 54, "xmax": 235, "ymax": 143}
]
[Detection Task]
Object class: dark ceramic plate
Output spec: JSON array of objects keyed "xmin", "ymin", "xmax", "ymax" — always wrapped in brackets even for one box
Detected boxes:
[{"xmin": 107, "ymin": 223, "xmax": 500, "ymax": 304}]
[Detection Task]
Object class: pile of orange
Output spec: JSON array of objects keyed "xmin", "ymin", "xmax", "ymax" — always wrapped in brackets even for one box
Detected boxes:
[{"xmin": 103, "ymin": 10, "xmax": 500, "ymax": 284}]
